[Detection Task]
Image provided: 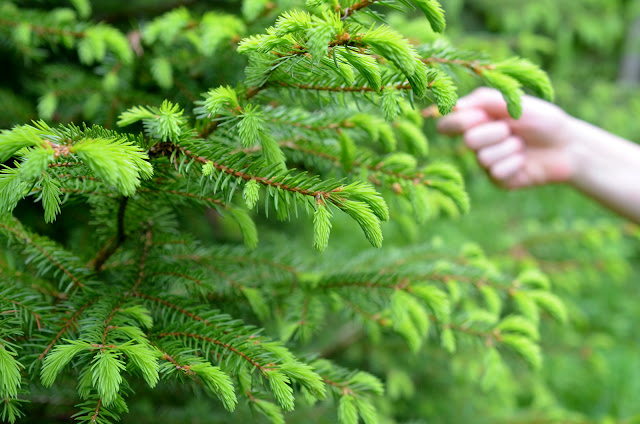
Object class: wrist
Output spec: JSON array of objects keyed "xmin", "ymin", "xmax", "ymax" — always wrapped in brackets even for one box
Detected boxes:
[{"xmin": 563, "ymin": 116, "xmax": 593, "ymax": 187}]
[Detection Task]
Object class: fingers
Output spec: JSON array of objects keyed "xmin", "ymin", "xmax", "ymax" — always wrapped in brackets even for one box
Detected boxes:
[
  {"xmin": 489, "ymin": 154, "xmax": 525, "ymax": 181},
  {"xmin": 477, "ymin": 136, "xmax": 524, "ymax": 167},
  {"xmin": 437, "ymin": 108, "xmax": 490, "ymax": 135},
  {"xmin": 455, "ymin": 87, "xmax": 512, "ymax": 119},
  {"xmin": 464, "ymin": 121, "xmax": 510, "ymax": 150}
]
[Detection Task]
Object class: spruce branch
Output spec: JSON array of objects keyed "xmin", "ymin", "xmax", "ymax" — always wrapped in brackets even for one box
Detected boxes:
[
  {"xmin": 0, "ymin": 18, "xmax": 85, "ymax": 39},
  {"xmin": 421, "ymin": 56, "xmax": 495, "ymax": 75},
  {"xmin": 131, "ymin": 226, "xmax": 153, "ymax": 293},
  {"xmin": 2, "ymin": 299, "xmax": 43, "ymax": 331},
  {"xmin": 38, "ymin": 299, "xmax": 97, "ymax": 360},
  {"xmin": 90, "ymin": 398, "xmax": 102, "ymax": 424},
  {"xmin": 339, "ymin": 0, "xmax": 378, "ymax": 20},
  {"xmin": 178, "ymin": 147, "xmax": 341, "ymax": 200},
  {"xmin": 276, "ymin": 138, "xmax": 436, "ymax": 189},
  {"xmin": 273, "ymin": 81, "xmax": 414, "ymax": 92},
  {"xmin": 156, "ymin": 332, "xmax": 268, "ymax": 373},
  {"xmin": 0, "ymin": 218, "xmax": 87, "ymax": 291},
  {"xmin": 88, "ymin": 197, "xmax": 129, "ymax": 272}
]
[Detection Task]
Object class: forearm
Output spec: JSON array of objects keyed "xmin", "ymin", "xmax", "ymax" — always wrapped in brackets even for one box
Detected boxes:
[{"xmin": 567, "ymin": 117, "xmax": 640, "ymax": 224}]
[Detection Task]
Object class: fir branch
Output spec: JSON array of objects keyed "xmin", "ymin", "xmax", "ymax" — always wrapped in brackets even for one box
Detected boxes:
[
  {"xmin": 273, "ymin": 81, "xmax": 413, "ymax": 92},
  {"xmin": 137, "ymin": 293, "xmax": 270, "ymax": 349},
  {"xmin": 148, "ymin": 272, "xmax": 204, "ymax": 287},
  {"xmin": 421, "ymin": 56, "xmax": 495, "ymax": 75},
  {"xmin": 441, "ymin": 317, "xmax": 502, "ymax": 343},
  {"xmin": 0, "ymin": 219, "xmax": 86, "ymax": 290},
  {"xmin": 158, "ymin": 349, "xmax": 196, "ymax": 376},
  {"xmin": 131, "ymin": 226, "xmax": 153, "ymax": 293},
  {"xmin": 38, "ymin": 299, "xmax": 97, "ymax": 360},
  {"xmin": 132, "ymin": 293, "xmax": 212, "ymax": 326},
  {"xmin": 48, "ymin": 162, "xmax": 82, "ymax": 168},
  {"xmin": 178, "ymin": 146, "xmax": 342, "ymax": 201},
  {"xmin": 177, "ymin": 252, "xmax": 299, "ymax": 278},
  {"xmin": 339, "ymin": 0, "xmax": 379, "ymax": 20},
  {"xmin": 88, "ymin": 197, "xmax": 129, "ymax": 272},
  {"xmin": 2, "ymin": 299, "xmax": 42, "ymax": 331},
  {"xmin": 202, "ymin": 264, "xmax": 247, "ymax": 292},
  {"xmin": 137, "ymin": 188, "xmax": 227, "ymax": 209},
  {"xmin": 0, "ymin": 18, "xmax": 85, "ymax": 39},
  {"xmin": 317, "ymin": 270, "xmax": 518, "ymax": 294},
  {"xmin": 100, "ymin": 299, "xmax": 126, "ymax": 347},
  {"xmin": 277, "ymin": 139, "xmax": 435, "ymax": 189},
  {"xmin": 156, "ymin": 332, "xmax": 268, "ymax": 373},
  {"xmin": 90, "ymin": 398, "xmax": 102, "ymax": 424}
]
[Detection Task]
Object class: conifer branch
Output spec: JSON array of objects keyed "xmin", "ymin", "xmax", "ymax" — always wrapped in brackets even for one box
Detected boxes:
[
  {"xmin": 323, "ymin": 376, "xmax": 356, "ymax": 396},
  {"xmin": 0, "ymin": 220, "xmax": 86, "ymax": 290},
  {"xmin": 48, "ymin": 162, "xmax": 82, "ymax": 168},
  {"xmin": 178, "ymin": 253, "xmax": 299, "ymax": 277},
  {"xmin": 178, "ymin": 147, "xmax": 342, "ymax": 200},
  {"xmin": 137, "ymin": 188, "xmax": 227, "ymax": 208},
  {"xmin": 277, "ymin": 139, "xmax": 435, "ymax": 188},
  {"xmin": 131, "ymin": 226, "xmax": 153, "ymax": 292},
  {"xmin": 318, "ymin": 271, "xmax": 517, "ymax": 294},
  {"xmin": 137, "ymin": 292, "xmax": 265, "ymax": 344},
  {"xmin": 38, "ymin": 299, "xmax": 97, "ymax": 360},
  {"xmin": 159, "ymin": 349, "xmax": 196, "ymax": 376},
  {"xmin": 273, "ymin": 81, "xmax": 413, "ymax": 92},
  {"xmin": 149, "ymin": 272, "xmax": 204, "ymax": 286},
  {"xmin": 3, "ymin": 299, "xmax": 43, "ymax": 331},
  {"xmin": 204, "ymin": 264, "xmax": 248, "ymax": 292},
  {"xmin": 156, "ymin": 332, "xmax": 268, "ymax": 373},
  {"xmin": 132, "ymin": 293, "xmax": 212, "ymax": 326},
  {"xmin": 421, "ymin": 56, "xmax": 495, "ymax": 75},
  {"xmin": 339, "ymin": 0, "xmax": 379, "ymax": 20},
  {"xmin": 0, "ymin": 18, "xmax": 86, "ymax": 39},
  {"xmin": 440, "ymin": 317, "xmax": 503, "ymax": 343},
  {"xmin": 88, "ymin": 197, "xmax": 129, "ymax": 271},
  {"xmin": 101, "ymin": 300, "xmax": 125, "ymax": 348},
  {"xmin": 90, "ymin": 398, "xmax": 102, "ymax": 424}
]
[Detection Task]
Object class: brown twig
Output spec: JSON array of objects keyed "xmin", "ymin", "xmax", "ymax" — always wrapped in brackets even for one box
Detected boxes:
[{"xmin": 88, "ymin": 197, "xmax": 129, "ymax": 271}]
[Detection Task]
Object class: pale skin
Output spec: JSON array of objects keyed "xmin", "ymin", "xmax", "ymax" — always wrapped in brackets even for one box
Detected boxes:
[{"xmin": 437, "ymin": 87, "xmax": 640, "ymax": 224}]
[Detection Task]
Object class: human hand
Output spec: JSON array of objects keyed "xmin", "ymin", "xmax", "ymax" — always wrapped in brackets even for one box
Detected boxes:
[{"xmin": 437, "ymin": 87, "xmax": 578, "ymax": 189}]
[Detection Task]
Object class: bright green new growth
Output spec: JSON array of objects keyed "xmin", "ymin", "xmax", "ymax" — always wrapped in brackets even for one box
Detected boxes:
[{"xmin": 0, "ymin": 1, "xmax": 565, "ymax": 423}]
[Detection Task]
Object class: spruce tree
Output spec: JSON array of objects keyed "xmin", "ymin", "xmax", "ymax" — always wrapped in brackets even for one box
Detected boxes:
[{"xmin": 0, "ymin": 0, "xmax": 592, "ymax": 423}]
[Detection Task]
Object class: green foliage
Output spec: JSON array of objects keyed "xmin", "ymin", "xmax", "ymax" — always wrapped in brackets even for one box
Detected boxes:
[{"xmin": 0, "ymin": 0, "xmax": 622, "ymax": 424}]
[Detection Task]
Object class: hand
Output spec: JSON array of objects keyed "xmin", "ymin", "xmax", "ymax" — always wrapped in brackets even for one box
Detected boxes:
[{"xmin": 437, "ymin": 87, "xmax": 577, "ymax": 189}]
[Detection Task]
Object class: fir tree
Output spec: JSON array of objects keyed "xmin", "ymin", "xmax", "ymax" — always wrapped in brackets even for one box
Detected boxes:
[{"xmin": 0, "ymin": 0, "xmax": 590, "ymax": 423}]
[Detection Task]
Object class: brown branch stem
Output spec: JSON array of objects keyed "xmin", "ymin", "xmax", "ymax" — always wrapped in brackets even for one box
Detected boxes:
[
  {"xmin": 88, "ymin": 197, "xmax": 129, "ymax": 271},
  {"xmin": 157, "ymin": 332, "xmax": 267, "ymax": 373}
]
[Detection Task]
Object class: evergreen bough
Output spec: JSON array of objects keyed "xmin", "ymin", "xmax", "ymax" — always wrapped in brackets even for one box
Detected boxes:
[{"xmin": 0, "ymin": 0, "xmax": 565, "ymax": 423}]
